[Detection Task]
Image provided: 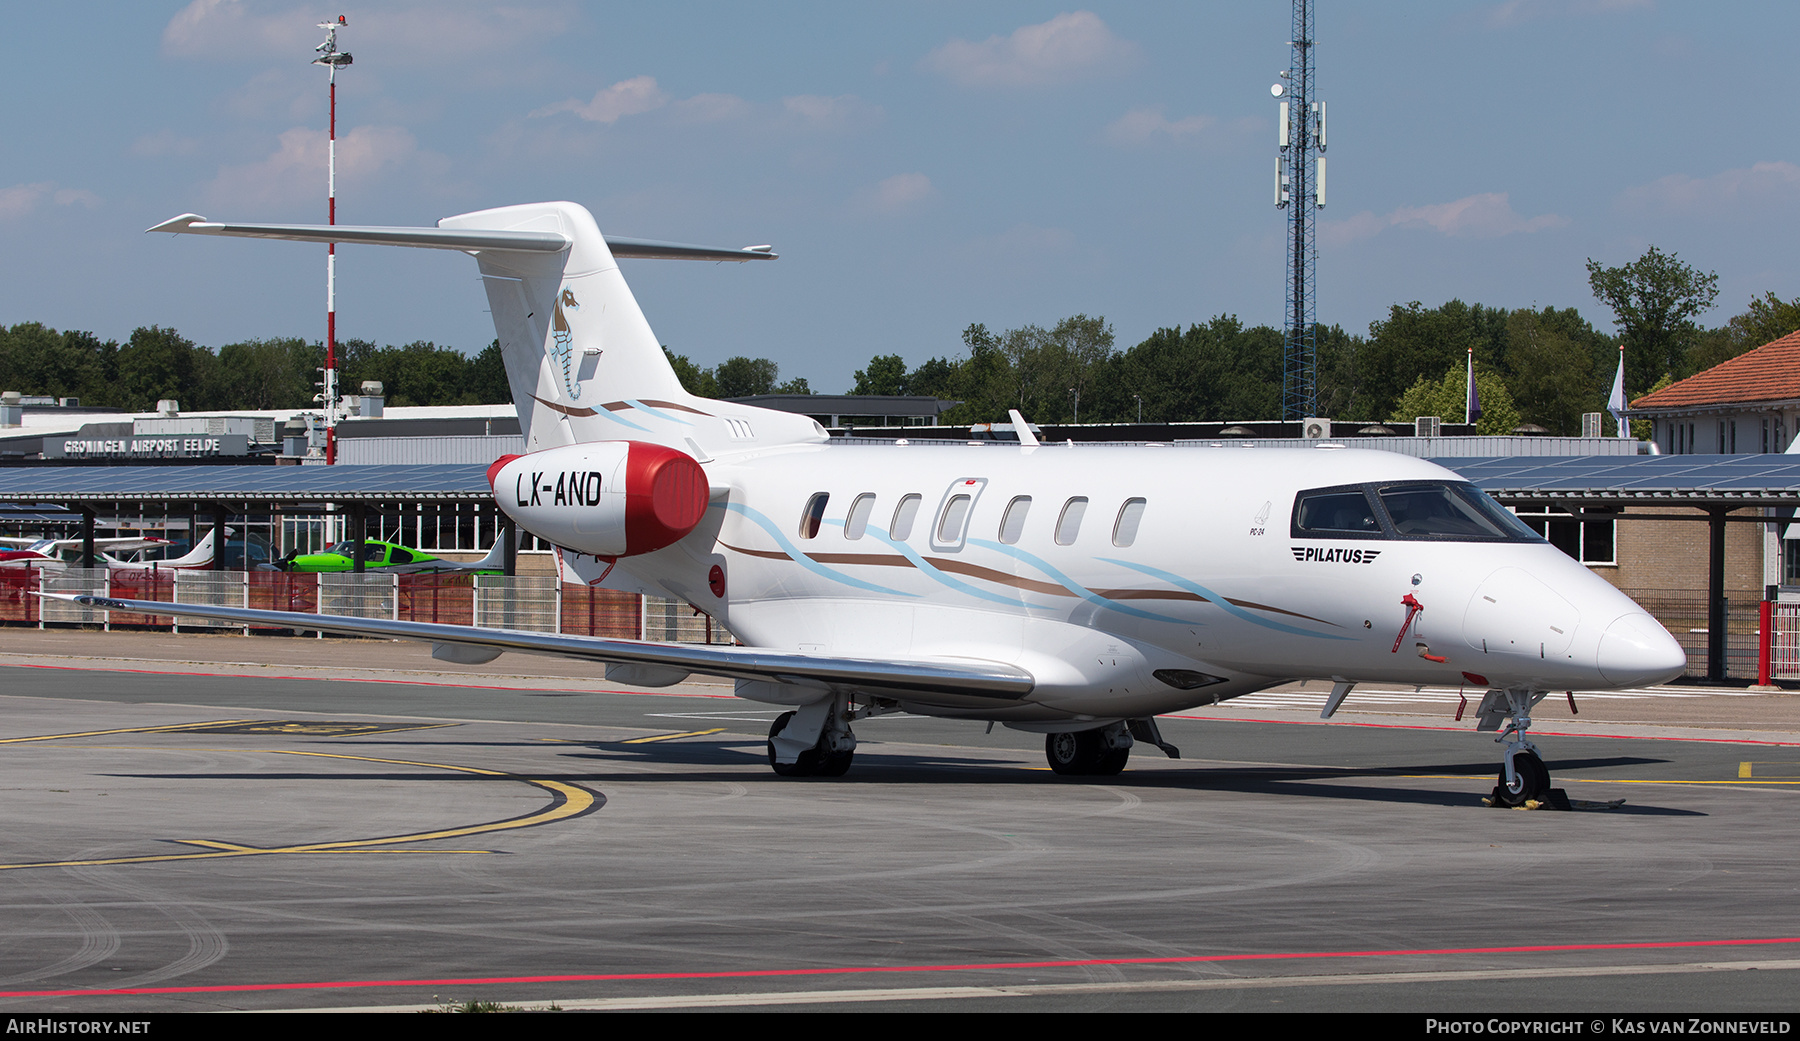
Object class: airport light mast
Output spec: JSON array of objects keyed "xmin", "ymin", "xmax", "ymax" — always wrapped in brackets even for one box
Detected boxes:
[
  {"xmin": 1272, "ymin": 0, "xmax": 1326, "ymax": 421},
  {"xmin": 313, "ymin": 16, "xmax": 352, "ymax": 462}
]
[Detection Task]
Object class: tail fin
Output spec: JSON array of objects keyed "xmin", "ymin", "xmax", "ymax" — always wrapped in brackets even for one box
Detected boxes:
[
  {"xmin": 110, "ymin": 525, "xmax": 223, "ymax": 570},
  {"xmin": 440, "ymin": 202, "xmax": 690, "ymax": 452},
  {"xmin": 148, "ymin": 204, "xmax": 819, "ymax": 454}
]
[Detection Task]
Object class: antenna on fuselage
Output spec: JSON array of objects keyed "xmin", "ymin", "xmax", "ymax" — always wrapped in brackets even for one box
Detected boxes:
[{"xmin": 1008, "ymin": 409, "xmax": 1040, "ymax": 448}]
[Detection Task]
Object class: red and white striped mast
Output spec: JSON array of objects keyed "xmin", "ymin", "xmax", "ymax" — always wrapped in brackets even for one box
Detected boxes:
[{"xmin": 313, "ymin": 16, "xmax": 352, "ymax": 463}]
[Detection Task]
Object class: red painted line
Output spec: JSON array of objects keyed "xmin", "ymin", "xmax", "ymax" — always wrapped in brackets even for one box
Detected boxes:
[
  {"xmin": 3, "ymin": 936, "xmax": 1797, "ymax": 999},
  {"xmin": 0, "ymin": 661, "xmax": 737, "ymax": 700}
]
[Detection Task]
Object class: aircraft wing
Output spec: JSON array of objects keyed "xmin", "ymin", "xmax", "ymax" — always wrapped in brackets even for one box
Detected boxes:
[
  {"xmin": 42, "ymin": 593, "xmax": 1033, "ymax": 702},
  {"xmin": 0, "ymin": 537, "xmax": 169, "ymax": 553}
]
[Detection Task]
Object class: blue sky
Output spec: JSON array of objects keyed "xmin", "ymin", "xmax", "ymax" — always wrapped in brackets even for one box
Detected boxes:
[{"xmin": 4, "ymin": 2, "xmax": 1798, "ymax": 394}]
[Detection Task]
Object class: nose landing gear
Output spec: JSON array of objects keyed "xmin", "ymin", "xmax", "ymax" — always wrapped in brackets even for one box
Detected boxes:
[{"xmin": 1476, "ymin": 688, "xmax": 1570, "ymax": 809}]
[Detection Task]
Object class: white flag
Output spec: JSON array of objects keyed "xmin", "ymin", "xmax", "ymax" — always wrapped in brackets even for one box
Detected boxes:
[{"xmin": 1607, "ymin": 349, "xmax": 1628, "ymax": 438}]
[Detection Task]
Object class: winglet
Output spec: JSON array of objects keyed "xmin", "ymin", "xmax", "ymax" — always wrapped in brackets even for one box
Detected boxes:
[{"xmin": 146, "ymin": 213, "xmax": 218, "ymax": 234}]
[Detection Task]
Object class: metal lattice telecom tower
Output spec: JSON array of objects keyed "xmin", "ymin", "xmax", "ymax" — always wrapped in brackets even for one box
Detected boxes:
[{"xmin": 1273, "ymin": 0, "xmax": 1325, "ymax": 420}]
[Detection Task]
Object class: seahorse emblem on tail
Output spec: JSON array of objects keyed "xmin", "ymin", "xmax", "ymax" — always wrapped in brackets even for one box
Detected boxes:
[{"xmin": 550, "ymin": 287, "xmax": 581, "ymax": 399}]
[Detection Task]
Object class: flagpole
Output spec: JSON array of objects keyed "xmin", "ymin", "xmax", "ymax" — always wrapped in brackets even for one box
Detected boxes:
[{"xmin": 1465, "ymin": 346, "xmax": 1475, "ymax": 427}]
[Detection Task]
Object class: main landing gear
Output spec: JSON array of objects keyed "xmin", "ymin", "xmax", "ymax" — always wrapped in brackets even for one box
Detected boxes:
[
  {"xmin": 767, "ymin": 696, "xmax": 878, "ymax": 778},
  {"xmin": 1045, "ymin": 728, "xmax": 1130, "ymax": 776},
  {"xmin": 1475, "ymin": 688, "xmax": 1567, "ymax": 809},
  {"xmin": 1042, "ymin": 719, "xmax": 1178, "ymax": 777}
]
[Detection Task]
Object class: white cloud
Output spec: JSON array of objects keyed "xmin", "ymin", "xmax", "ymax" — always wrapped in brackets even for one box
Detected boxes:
[
  {"xmin": 162, "ymin": 0, "xmax": 308, "ymax": 57},
  {"xmin": 1619, "ymin": 161, "xmax": 1800, "ymax": 215},
  {"xmin": 859, "ymin": 173, "xmax": 935, "ymax": 214},
  {"xmin": 1485, "ymin": 0, "xmax": 1651, "ymax": 28},
  {"xmin": 533, "ymin": 80, "xmax": 878, "ymax": 133},
  {"xmin": 782, "ymin": 94, "xmax": 882, "ymax": 131},
  {"xmin": 670, "ymin": 93, "xmax": 753, "ymax": 124},
  {"xmin": 1104, "ymin": 107, "xmax": 1216, "ymax": 145},
  {"xmin": 924, "ymin": 11, "xmax": 1136, "ymax": 88},
  {"xmin": 204, "ymin": 125, "xmax": 423, "ymax": 207},
  {"xmin": 0, "ymin": 182, "xmax": 100, "ymax": 221},
  {"xmin": 1322, "ymin": 192, "xmax": 1568, "ymax": 246},
  {"xmin": 532, "ymin": 75, "xmax": 669, "ymax": 123}
]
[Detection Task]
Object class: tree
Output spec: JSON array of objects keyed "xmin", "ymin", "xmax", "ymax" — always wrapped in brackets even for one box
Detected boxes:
[
  {"xmin": 1503, "ymin": 308, "xmax": 1601, "ymax": 436},
  {"xmin": 117, "ymin": 326, "xmax": 215, "ymax": 410},
  {"xmin": 1688, "ymin": 292, "xmax": 1800, "ymax": 375},
  {"xmin": 713, "ymin": 356, "xmax": 779, "ymax": 398},
  {"xmin": 1389, "ymin": 363, "xmax": 1520, "ymax": 436},
  {"xmin": 1586, "ymin": 245, "xmax": 1719, "ymax": 393},
  {"xmin": 662, "ymin": 347, "xmax": 718, "ymax": 398},
  {"xmin": 215, "ymin": 337, "xmax": 319, "ymax": 409},
  {"xmin": 1110, "ymin": 316, "xmax": 1281, "ymax": 423},
  {"xmin": 468, "ymin": 339, "xmax": 511, "ymax": 403},
  {"xmin": 851, "ymin": 354, "xmax": 908, "ymax": 396},
  {"xmin": 1358, "ymin": 301, "xmax": 1508, "ymax": 423}
]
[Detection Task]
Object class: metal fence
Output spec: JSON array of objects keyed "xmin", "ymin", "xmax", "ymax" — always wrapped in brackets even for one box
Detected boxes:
[
  {"xmin": 0, "ymin": 568, "xmax": 735, "ymax": 645},
  {"xmin": 1772, "ymin": 603, "xmax": 1800, "ymax": 682}
]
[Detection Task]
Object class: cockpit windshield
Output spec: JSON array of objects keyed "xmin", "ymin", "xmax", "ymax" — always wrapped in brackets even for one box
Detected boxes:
[{"xmin": 1292, "ymin": 481, "xmax": 1542, "ymax": 543}]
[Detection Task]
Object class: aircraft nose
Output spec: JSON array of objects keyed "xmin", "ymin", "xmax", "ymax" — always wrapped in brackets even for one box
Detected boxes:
[{"xmin": 1596, "ymin": 612, "xmax": 1687, "ymax": 687}]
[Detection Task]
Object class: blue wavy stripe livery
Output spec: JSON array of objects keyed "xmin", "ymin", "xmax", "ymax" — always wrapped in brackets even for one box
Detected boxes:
[
  {"xmin": 966, "ymin": 539, "xmax": 1190, "ymax": 625},
  {"xmin": 724, "ymin": 504, "xmax": 916, "ymax": 597},
  {"xmin": 624, "ymin": 398, "xmax": 692, "ymax": 426},
  {"xmin": 1098, "ymin": 557, "xmax": 1353, "ymax": 641},
  {"xmin": 858, "ymin": 527, "xmax": 1049, "ymax": 611},
  {"xmin": 590, "ymin": 406, "xmax": 651, "ymax": 433}
]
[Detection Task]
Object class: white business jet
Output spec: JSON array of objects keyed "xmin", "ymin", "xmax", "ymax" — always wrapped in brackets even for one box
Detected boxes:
[{"xmin": 65, "ymin": 201, "xmax": 1685, "ymax": 805}]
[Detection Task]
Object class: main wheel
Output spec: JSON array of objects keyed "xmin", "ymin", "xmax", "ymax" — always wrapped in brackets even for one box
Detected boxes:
[
  {"xmin": 1497, "ymin": 751, "xmax": 1549, "ymax": 806},
  {"xmin": 1046, "ymin": 730, "xmax": 1115, "ymax": 775},
  {"xmin": 768, "ymin": 711, "xmax": 820, "ymax": 777},
  {"xmin": 1092, "ymin": 746, "xmax": 1130, "ymax": 776}
]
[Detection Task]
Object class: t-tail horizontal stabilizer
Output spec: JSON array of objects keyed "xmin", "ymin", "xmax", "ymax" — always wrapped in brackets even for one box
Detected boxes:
[{"xmin": 146, "ymin": 213, "xmax": 778, "ymax": 262}]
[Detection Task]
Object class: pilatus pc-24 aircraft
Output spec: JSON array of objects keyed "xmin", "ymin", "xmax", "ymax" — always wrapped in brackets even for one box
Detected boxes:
[{"xmin": 58, "ymin": 201, "xmax": 1687, "ymax": 804}]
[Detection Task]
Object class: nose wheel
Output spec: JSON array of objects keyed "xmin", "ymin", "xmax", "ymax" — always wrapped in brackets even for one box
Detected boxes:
[
  {"xmin": 1477, "ymin": 688, "xmax": 1567, "ymax": 808},
  {"xmin": 1496, "ymin": 750, "xmax": 1549, "ymax": 807}
]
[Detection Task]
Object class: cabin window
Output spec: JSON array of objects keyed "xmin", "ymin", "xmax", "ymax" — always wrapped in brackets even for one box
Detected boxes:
[
  {"xmin": 1293, "ymin": 489, "xmax": 1382, "ymax": 538},
  {"xmin": 1292, "ymin": 481, "xmax": 1540, "ymax": 543},
  {"xmin": 1379, "ymin": 484, "xmax": 1527, "ymax": 540},
  {"xmin": 1054, "ymin": 497, "xmax": 1088, "ymax": 546},
  {"xmin": 844, "ymin": 494, "xmax": 875, "ymax": 541},
  {"xmin": 1112, "ymin": 498, "xmax": 1146, "ymax": 547},
  {"xmin": 938, "ymin": 495, "xmax": 973, "ymax": 543},
  {"xmin": 891, "ymin": 494, "xmax": 922, "ymax": 540},
  {"xmin": 799, "ymin": 493, "xmax": 829, "ymax": 539},
  {"xmin": 998, "ymin": 497, "xmax": 1032, "ymax": 544}
]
